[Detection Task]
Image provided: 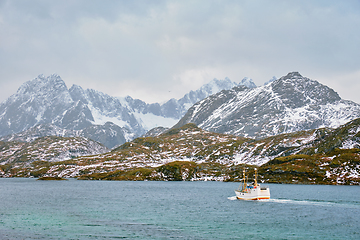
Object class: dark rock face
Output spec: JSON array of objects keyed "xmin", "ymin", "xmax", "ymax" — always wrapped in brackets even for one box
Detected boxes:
[{"xmin": 271, "ymin": 72, "xmax": 340, "ymax": 108}]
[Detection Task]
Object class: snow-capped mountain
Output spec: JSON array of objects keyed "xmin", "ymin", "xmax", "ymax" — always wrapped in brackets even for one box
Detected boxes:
[
  {"xmin": 0, "ymin": 75, "xmax": 136, "ymax": 148},
  {"xmin": 239, "ymin": 77, "xmax": 257, "ymax": 88},
  {"xmin": 0, "ymin": 74, "xmax": 249, "ymax": 148},
  {"xmin": 175, "ymin": 72, "xmax": 360, "ymax": 138},
  {"xmin": 264, "ymin": 76, "xmax": 277, "ymax": 85},
  {"xmin": 0, "ymin": 74, "xmax": 73, "ymax": 136}
]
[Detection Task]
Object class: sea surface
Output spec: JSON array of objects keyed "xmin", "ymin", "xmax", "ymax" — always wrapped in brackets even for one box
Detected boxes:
[{"xmin": 0, "ymin": 179, "xmax": 359, "ymax": 239}]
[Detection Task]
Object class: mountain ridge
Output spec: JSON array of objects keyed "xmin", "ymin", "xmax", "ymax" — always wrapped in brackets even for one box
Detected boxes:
[
  {"xmin": 174, "ymin": 72, "xmax": 360, "ymax": 139},
  {"xmin": 0, "ymin": 74, "xmax": 249, "ymax": 148},
  {"xmin": 1, "ymin": 71, "xmax": 359, "ymax": 151}
]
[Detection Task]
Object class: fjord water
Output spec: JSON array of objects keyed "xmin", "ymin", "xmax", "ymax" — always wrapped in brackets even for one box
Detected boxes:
[{"xmin": 0, "ymin": 179, "xmax": 359, "ymax": 239}]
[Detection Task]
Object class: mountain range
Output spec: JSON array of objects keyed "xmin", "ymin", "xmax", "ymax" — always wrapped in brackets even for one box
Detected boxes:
[
  {"xmin": 1, "ymin": 71, "xmax": 360, "ymax": 184},
  {"xmin": 4, "ymin": 71, "xmax": 358, "ymax": 149},
  {"xmin": 0, "ymin": 74, "xmax": 255, "ymax": 148}
]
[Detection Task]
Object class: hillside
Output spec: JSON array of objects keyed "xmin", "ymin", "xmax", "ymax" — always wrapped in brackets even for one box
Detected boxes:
[
  {"xmin": 0, "ymin": 136, "xmax": 108, "ymax": 175},
  {"xmin": 2, "ymin": 120, "xmax": 359, "ymax": 184}
]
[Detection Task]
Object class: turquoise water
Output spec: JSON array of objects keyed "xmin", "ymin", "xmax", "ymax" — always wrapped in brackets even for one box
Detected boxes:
[{"xmin": 0, "ymin": 179, "xmax": 359, "ymax": 239}]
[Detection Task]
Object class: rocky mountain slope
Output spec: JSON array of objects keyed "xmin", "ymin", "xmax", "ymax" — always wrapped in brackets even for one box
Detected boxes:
[
  {"xmin": 0, "ymin": 136, "xmax": 108, "ymax": 167},
  {"xmin": 0, "ymin": 123, "xmax": 129, "ymax": 150},
  {"xmin": 174, "ymin": 72, "xmax": 360, "ymax": 139},
  {"xmin": 2, "ymin": 118, "xmax": 359, "ymax": 184},
  {"xmin": 0, "ymin": 74, "xmax": 253, "ymax": 148}
]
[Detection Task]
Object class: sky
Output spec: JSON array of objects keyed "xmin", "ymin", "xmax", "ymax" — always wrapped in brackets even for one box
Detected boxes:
[{"xmin": 0, "ymin": 0, "xmax": 359, "ymax": 104}]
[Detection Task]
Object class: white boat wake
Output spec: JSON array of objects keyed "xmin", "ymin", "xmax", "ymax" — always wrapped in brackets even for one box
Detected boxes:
[
  {"xmin": 228, "ymin": 197, "xmax": 359, "ymax": 209},
  {"xmin": 268, "ymin": 198, "xmax": 345, "ymax": 207},
  {"xmin": 227, "ymin": 196, "xmax": 237, "ymax": 201}
]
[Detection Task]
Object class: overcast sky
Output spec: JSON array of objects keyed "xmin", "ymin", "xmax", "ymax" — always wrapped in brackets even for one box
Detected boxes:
[{"xmin": 0, "ymin": 0, "xmax": 359, "ymax": 104}]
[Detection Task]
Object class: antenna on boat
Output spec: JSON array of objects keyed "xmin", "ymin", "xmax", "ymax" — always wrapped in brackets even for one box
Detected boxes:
[
  {"xmin": 242, "ymin": 168, "xmax": 246, "ymax": 191},
  {"xmin": 254, "ymin": 168, "xmax": 258, "ymax": 187}
]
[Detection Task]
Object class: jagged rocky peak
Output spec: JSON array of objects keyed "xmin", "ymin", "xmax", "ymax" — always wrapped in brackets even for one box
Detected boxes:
[
  {"xmin": 199, "ymin": 77, "xmax": 237, "ymax": 95},
  {"xmin": 283, "ymin": 71, "xmax": 303, "ymax": 79},
  {"xmin": 11, "ymin": 74, "xmax": 73, "ymax": 106},
  {"xmin": 69, "ymin": 84, "xmax": 87, "ymax": 103},
  {"xmin": 271, "ymin": 71, "xmax": 341, "ymax": 106},
  {"xmin": 239, "ymin": 77, "xmax": 257, "ymax": 88},
  {"xmin": 17, "ymin": 74, "xmax": 67, "ymax": 95}
]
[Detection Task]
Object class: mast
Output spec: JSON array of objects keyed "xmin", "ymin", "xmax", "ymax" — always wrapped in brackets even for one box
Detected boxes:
[
  {"xmin": 254, "ymin": 168, "xmax": 258, "ymax": 187},
  {"xmin": 242, "ymin": 168, "xmax": 246, "ymax": 192}
]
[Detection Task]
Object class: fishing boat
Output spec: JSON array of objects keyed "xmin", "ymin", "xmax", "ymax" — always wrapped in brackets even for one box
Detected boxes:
[{"xmin": 234, "ymin": 168, "xmax": 270, "ymax": 200}]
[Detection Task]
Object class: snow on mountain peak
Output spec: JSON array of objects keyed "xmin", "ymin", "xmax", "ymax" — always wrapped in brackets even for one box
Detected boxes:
[
  {"xmin": 264, "ymin": 76, "xmax": 277, "ymax": 85},
  {"xmin": 239, "ymin": 77, "xmax": 256, "ymax": 88},
  {"xmin": 271, "ymin": 72, "xmax": 341, "ymax": 106},
  {"xmin": 175, "ymin": 72, "xmax": 360, "ymax": 140},
  {"xmin": 1, "ymin": 73, "xmax": 260, "ymax": 148},
  {"xmin": 200, "ymin": 77, "xmax": 237, "ymax": 95},
  {"xmin": 16, "ymin": 74, "xmax": 68, "ymax": 96},
  {"xmin": 3, "ymin": 71, "xmax": 354, "ymax": 151}
]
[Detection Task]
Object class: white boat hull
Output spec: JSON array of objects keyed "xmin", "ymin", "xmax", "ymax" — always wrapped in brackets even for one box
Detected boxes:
[{"xmin": 235, "ymin": 186, "xmax": 270, "ymax": 200}]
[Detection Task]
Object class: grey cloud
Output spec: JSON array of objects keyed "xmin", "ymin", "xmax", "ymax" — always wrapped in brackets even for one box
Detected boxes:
[{"xmin": 0, "ymin": 0, "xmax": 359, "ymax": 104}]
